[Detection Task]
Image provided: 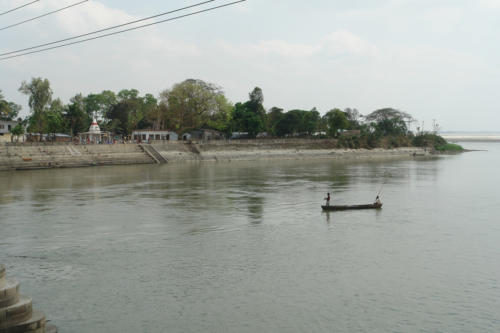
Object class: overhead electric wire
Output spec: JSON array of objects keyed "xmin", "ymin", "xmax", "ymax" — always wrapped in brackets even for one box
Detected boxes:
[
  {"xmin": 0, "ymin": 0, "xmax": 40, "ymax": 16},
  {"xmin": 0, "ymin": 0, "xmax": 246, "ymax": 61},
  {"xmin": 0, "ymin": 0, "xmax": 216, "ymax": 57},
  {"xmin": 0, "ymin": 0, "xmax": 89, "ymax": 32}
]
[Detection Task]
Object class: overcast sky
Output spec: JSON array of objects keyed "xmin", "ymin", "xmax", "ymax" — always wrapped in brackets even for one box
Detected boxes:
[{"xmin": 1, "ymin": 0, "xmax": 499, "ymax": 131}]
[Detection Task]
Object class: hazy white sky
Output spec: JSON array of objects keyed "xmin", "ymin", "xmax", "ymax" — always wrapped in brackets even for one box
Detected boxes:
[{"xmin": 1, "ymin": 0, "xmax": 499, "ymax": 131}]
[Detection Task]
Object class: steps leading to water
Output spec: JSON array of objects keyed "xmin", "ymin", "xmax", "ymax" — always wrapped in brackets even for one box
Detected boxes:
[
  {"xmin": 0, "ymin": 265, "xmax": 56, "ymax": 333},
  {"xmin": 0, "ymin": 144, "xmax": 154, "ymax": 171},
  {"xmin": 140, "ymin": 144, "xmax": 168, "ymax": 164}
]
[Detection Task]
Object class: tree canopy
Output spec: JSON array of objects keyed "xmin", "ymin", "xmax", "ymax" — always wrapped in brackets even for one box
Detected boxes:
[
  {"xmin": 160, "ymin": 79, "xmax": 233, "ymax": 133},
  {"xmin": 0, "ymin": 90, "xmax": 21, "ymax": 121}
]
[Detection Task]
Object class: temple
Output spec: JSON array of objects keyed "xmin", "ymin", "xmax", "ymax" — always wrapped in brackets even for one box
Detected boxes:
[{"xmin": 78, "ymin": 118, "xmax": 111, "ymax": 144}]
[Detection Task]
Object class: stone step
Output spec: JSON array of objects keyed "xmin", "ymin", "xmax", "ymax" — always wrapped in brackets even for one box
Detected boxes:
[
  {"xmin": 0, "ymin": 310, "xmax": 46, "ymax": 333},
  {"xmin": 0, "ymin": 280, "xmax": 20, "ymax": 308},
  {"xmin": 0, "ymin": 296, "xmax": 32, "ymax": 326}
]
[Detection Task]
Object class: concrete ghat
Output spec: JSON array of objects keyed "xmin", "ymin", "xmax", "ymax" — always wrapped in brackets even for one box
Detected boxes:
[
  {"xmin": 0, "ymin": 144, "xmax": 154, "ymax": 171},
  {"xmin": 0, "ymin": 265, "xmax": 56, "ymax": 333},
  {"xmin": 0, "ymin": 141, "xmax": 429, "ymax": 171},
  {"xmin": 153, "ymin": 140, "xmax": 429, "ymax": 163}
]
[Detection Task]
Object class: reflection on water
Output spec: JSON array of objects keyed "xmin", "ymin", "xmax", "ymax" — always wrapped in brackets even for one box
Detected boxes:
[{"xmin": 1, "ymin": 146, "xmax": 500, "ymax": 333}]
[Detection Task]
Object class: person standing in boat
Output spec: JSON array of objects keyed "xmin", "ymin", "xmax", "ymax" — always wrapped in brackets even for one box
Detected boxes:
[
  {"xmin": 324, "ymin": 193, "xmax": 331, "ymax": 206},
  {"xmin": 375, "ymin": 195, "xmax": 381, "ymax": 205}
]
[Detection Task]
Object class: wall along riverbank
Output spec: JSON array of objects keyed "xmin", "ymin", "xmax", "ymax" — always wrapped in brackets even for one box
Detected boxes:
[{"xmin": 0, "ymin": 139, "xmax": 429, "ymax": 171}]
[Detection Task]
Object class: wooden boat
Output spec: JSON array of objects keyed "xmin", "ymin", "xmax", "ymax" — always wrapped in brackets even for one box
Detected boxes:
[{"xmin": 321, "ymin": 202, "xmax": 382, "ymax": 211}]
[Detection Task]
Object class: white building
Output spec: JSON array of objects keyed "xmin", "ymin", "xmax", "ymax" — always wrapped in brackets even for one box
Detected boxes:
[
  {"xmin": 132, "ymin": 130, "xmax": 179, "ymax": 142},
  {"xmin": 78, "ymin": 118, "xmax": 112, "ymax": 144},
  {"xmin": 0, "ymin": 120, "xmax": 19, "ymax": 142}
]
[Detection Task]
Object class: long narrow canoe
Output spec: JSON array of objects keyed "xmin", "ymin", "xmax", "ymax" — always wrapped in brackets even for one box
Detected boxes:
[{"xmin": 321, "ymin": 202, "xmax": 382, "ymax": 211}]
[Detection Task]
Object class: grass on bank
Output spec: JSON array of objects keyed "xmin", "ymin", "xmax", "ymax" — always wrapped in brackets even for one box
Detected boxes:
[{"xmin": 435, "ymin": 143, "xmax": 464, "ymax": 152}]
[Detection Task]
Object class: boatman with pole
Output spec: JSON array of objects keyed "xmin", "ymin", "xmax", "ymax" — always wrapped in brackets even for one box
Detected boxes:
[{"xmin": 324, "ymin": 193, "xmax": 331, "ymax": 206}]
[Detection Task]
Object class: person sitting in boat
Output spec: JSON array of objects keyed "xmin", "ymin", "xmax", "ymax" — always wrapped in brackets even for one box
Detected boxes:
[
  {"xmin": 324, "ymin": 193, "xmax": 331, "ymax": 206},
  {"xmin": 375, "ymin": 195, "xmax": 381, "ymax": 205}
]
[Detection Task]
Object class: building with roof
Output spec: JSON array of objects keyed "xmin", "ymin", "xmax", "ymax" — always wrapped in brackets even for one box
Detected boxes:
[
  {"xmin": 132, "ymin": 130, "xmax": 178, "ymax": 142},
  {"xmin": 0, "ymin": 120, "xmax": 18, "ymax": 142}
]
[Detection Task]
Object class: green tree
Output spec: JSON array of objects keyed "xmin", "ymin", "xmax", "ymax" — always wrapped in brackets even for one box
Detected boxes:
[
  {"xmin": 324, "ymin": 109, "xmax": 349, "ymax": 137},
  {"xmin": 231, "ymin": 102, "xmax": 264, "ymax": 138},
  {"xmin": 9, "ymin": 123, "xmax": 25, "ymax": 143},
  {"xmin": 45, "ymin": 98, "xmax": 65, "ymax": 140},
  {"xmin": 106, "ymin": 89, "xmax": 157, "ymax": 136},
  {"xmin": 365, "ymin": 108, "xmax": 412, "ymax": 136},
  {"xmin": 85, "ymin": 90, "xmax": 117, "ymax": 121},
  {"xmin": 65, "ymin": 94, "xmax": 89, "ymax": 136},
  {"xmin": 160, "ymin": 79, "xmax": 233, "ymax": 133},
  {"xmin": 266, "ymin": 107, "xmax": 284, "ymax": 136},
  {"xmin": 231, "ymin": 87, "xmax": 266, "ymax": 137},
  {"xmin": 274, "ymin": 110, "xmax": 302, "ymax": 137},
  {"xmin": 19, "ymin": 78, "xmax": 53, "ymax": 140},
  {"xmin": 0, "ymin": 90, "xmax": 22, "ymax": 121},
  {"xmin": 301, "ymin": 109, "xmax": 320, "ymax": 135},
  {"xmin": 139, "ymin": 93, "xmax": 160, "ymax": 129}
]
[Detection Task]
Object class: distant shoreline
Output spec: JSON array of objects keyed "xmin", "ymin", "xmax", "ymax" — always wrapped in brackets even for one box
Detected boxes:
[{"xmin": 441, "ymin": 135, "xmax": 500, "ymax": 142}]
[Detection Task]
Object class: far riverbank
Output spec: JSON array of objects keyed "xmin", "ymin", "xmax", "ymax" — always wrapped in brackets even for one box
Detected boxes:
[{"xmin": 0, "ymin": 139, "xmax": 429, "ymax": 172}]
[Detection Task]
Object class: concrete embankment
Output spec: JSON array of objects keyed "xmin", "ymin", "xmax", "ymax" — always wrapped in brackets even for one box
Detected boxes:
[
  {"xmin": 152, "ymin": 139, "xmax": 429, "ymax": 163},
  {"xmin": 0, "ymin": 140, "xmax": 429, "ymax": 172},
  {"xmin": 0, "ymin": 144, "xmax": 154, "ymax": 171}
]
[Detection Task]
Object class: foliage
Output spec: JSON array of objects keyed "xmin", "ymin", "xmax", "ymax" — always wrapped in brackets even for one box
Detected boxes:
[
  {"xmin": 272, "ymin": 109, "xmax": 320, "ymax": 137},
  {"xmin": 231, "ymin": 87, "xmax": 267, "ymax": 137},
  {"xmin": 323, "ymin": 109, "xmax": 349, "ymax": 137},
  {"xmin": 0, "ymin": 90, "xmax": 22, "ymax": 121},
  {"xmin": 364, "ymin": 107, "xmax": 413, "ymax": 123},
  {"xmin": 160, "ymin": 79, "xmax": 233, "ymax": 133},
  {"xmin": 45, "ymin": 99, "xmax": 65, "ymax": 138},
  {"xmin": 435, "ymin": 143, "xmax": 464, "ymax": 152},
  {"xmin": 65, "ymin": 94, "xmax": 89, "ymax": 136},
  {"xmin": 413, "ymin": 133, "xmax": 447, "ymax": 148},
  {"xmin": 231, "ymin": 102, "xmax": 264, "ymax": 138},
  {"xmin": 374, "ymin": 117, "xmax": 408, "ymax": 136},
  {"xmin": 266, "ymin": 107, "xmax": 284, "ymax": 136},
  {"xmin": 84, "ymin": 90, "xmax": 117, "ymax": 120},
  {"xmin": 344, "ymin": 107, "xmax": 361, "ymax": 129},
  {"xmin": 19, "ymin": 77, "xmax": 53, "ymax": 139},
  {"xmin": 9, "ymin": 123, "xmax": 25, "ymax": 142}
]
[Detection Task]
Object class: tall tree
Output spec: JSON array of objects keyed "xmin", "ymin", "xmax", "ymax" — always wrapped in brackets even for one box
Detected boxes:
[
  {"xmin": 160, "ymin": 79, "xmax": 232, "ymax": 133},
  {"xmin": 231, "ymin": 102, "xmax": 263, "ymax": 138},
  {"xmin": 19, "ymin": 78, "xmax": 53, "ymax": 139},
  {"xmin": 65, "ymin": 94, "xmax": 89, "ymax": 136},
  {"xmin": 45, "ymin": 98, "xmax": 65, "ymax": 139},
  {"xmin": 266, "ymin": 107, "xmax": 284, "ymax": 136},
  {"xmin": 85, "ymin": 90, "xmax": 117, "ymax": 121},
  {"xmin": 324, "ymin": 109, "xmax": 349, "ymax": 137},
  {"xmin": 231, "ymin": 87, "xmax": 266, "ymax": 137},
  {"xmin": 365, "ymin": 108, "xmax": 412, "ymax": 136}
]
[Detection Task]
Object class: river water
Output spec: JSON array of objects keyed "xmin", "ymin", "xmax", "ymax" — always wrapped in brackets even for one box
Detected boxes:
[{"xmin": 1, "ymin": 143, "xmax": 499, "ymax": 332}]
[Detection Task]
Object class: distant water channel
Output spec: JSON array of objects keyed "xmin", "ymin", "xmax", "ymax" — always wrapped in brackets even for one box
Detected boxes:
[{"xmin": 1, "ymin": 143, "xmax": 500, "ymax": 332}]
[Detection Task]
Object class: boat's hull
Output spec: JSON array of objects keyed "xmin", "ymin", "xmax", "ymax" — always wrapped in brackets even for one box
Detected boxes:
[{"xmin": 321, "ymin": 203, "xmax": 382, "ymax": 211}]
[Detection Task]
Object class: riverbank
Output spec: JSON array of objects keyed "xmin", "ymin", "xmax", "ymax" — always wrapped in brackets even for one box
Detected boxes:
[{"xmin": 0, "ymin": 140, "xmax": 429, "ymax": 171}]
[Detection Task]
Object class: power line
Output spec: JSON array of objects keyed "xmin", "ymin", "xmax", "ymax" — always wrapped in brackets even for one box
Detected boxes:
[
  {"xmin": 0, "ymin": 0, "xmax": 40, "ymax": 16},
  {"xmin": 0, "ymin": 0, "xmax": 216, "ymax": 57},
  {"xmin": 0, "ymin": 0, "xmax": 246, "ymax": 61},
  {"xmin": 0, "ymin": 0, "xmax": 89, "ymax": 32}
]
